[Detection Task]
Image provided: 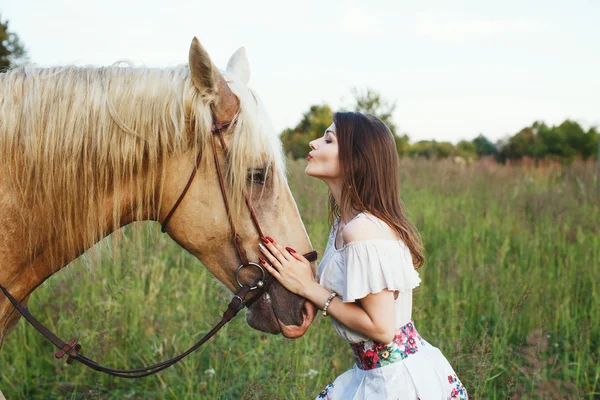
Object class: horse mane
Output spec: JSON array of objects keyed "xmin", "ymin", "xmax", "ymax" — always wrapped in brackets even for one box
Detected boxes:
[{"xmin": 0, "ymin": 63, "xmax": 285, "ymax": 266}]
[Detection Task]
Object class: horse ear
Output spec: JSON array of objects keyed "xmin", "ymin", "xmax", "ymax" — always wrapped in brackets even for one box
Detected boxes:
[
  {"xmin": 189, "ymin": 37, "xmax": 217, "ymax": 93},
  {"xmin": 226, "ymin": 47, "xmax": 250, "ymax": 85},
  {"xmin": 189, "ymin": 37, "xmax": 239, "ymax": 120}
]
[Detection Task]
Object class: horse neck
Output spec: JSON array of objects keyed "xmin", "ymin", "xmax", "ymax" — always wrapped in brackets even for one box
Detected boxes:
[
  {"xmin": 0, "ymin": 160, "xmax": 163, "ymax": 343},
  {"xmin": 0, "ymin": 66, "xmax": 204, "ymax": 343}
]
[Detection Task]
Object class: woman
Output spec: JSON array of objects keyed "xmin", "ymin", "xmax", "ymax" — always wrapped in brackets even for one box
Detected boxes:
[{"xmin": 258, "ymin": 112, "xmax": 468, "ymax": 399}]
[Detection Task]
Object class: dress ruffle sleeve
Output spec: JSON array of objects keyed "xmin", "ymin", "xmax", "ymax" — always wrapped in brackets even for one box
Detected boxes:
[{"xmin": 342, "ymin": 240, "xmax": 421, "ymax": 303}]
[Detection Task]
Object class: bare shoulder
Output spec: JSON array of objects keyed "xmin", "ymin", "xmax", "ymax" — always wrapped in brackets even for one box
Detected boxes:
[{"xmin": 342, "ymin": 214, "xmax": 399, "ymax": 243}]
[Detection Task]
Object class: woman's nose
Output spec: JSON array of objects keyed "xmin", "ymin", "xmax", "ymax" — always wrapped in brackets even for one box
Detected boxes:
[{"xmin": 309, "ymin": 140, "xmax": 317, "ymax": 150}]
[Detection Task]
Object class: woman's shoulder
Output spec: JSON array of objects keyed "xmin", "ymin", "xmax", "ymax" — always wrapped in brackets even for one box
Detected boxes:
[{"xmin": 342, "ymin": 212, "xmax": 400, "ymax": 244}]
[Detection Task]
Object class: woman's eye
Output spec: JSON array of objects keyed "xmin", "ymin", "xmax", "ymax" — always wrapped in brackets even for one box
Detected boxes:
[
  {"xmin": 247, "ymin": 169, "xmax": 266, "ymax": 184},
  {"xmin": 325, "ymin": 140, "xmax": 332, "ymax": 144}
]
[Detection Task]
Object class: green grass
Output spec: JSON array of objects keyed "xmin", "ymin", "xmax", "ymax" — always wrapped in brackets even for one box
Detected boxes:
[{"xmin": 1, "ymin": 159, "xmax": 598, "ymax": 399}]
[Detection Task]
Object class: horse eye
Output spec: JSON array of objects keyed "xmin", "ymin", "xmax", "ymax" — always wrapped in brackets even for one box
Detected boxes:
[{"xmin": 248, "ymin": 169, "xmax": 266, "ymax": 184}]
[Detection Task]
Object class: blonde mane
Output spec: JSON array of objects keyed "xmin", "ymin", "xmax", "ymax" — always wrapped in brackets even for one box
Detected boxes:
[{"xmin": 0, "ymin": 63, "xmax": 285, "ymax": 265}]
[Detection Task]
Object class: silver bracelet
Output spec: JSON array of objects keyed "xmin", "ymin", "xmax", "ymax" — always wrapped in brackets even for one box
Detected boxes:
[{"xmin": 322, "ymin": 291, "xmax": 338, "ymax": 317}]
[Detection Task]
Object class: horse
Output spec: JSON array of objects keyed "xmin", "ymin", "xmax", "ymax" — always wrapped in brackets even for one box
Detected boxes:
[{"xmin": 0, "ymin": 38, "xmax": 317, "ymax": 353}]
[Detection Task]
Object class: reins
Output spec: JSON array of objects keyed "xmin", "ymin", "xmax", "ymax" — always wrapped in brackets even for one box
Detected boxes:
[{"xmin": 0, "ymin": 103, "xmax": 317, "ymax": 378}]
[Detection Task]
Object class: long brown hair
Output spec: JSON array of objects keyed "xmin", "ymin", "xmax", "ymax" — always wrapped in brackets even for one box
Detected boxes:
[{"xmin": 329, "ymin": 111, "xmax": 425, "ymax": 269}]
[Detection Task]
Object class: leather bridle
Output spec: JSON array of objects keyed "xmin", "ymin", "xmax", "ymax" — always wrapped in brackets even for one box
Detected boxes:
[{"xmin": 0, "ymin": 103, "xmax": 318, "ymax": 378}]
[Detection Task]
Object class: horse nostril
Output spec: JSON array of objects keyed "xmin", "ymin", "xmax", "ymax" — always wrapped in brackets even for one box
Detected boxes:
[{"xmin": 302, "ymin": 299, "xmax": 316, "ymax": 320}]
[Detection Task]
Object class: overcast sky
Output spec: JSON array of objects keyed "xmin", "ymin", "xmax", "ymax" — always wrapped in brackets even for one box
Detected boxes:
[{"xmin": 2, "ymin": 0, "xmax": 599, "ymax": 143}]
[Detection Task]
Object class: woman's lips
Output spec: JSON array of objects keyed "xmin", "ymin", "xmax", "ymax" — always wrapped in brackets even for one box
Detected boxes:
[{"xmin": 307, "ymin": 154, "xmax": 313, "ymax": 161}]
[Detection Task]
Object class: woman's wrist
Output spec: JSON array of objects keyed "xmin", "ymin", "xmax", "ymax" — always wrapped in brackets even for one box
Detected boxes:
[
  {"xmin": 300, "ymin": 280, "xmax": 319, "ymax": 300},
  {"xmin": 302, "ymin": 281, "xmax": 335, "ymax": 308}
]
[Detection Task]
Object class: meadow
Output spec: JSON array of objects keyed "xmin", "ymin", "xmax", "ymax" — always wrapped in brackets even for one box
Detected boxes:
[{"xmin": 1, "ymin": 158, "xmax": 598, "ymax": 399}]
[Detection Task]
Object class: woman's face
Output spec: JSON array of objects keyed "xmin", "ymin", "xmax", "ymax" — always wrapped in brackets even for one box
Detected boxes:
[{"xmin": 305, "ymin": 123, "xmax": 341, "ymax": 181}]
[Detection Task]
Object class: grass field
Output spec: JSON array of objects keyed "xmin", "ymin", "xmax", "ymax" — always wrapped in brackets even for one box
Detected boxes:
[{"xmin": 1, "ymin": 158, "xmax": 598, "ymax": 399}]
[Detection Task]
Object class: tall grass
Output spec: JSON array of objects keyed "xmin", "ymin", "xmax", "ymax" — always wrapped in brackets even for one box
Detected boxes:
[{"xmin": 1, "ymin": 159, "xmax": 598, "ymax": 399}]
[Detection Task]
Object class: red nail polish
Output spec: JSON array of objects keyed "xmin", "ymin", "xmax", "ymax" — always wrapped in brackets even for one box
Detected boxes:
[
  {"xmin": 258, "ymin": 257, "xmax": 266, "ymax": 264},
  {"xmin": 266, "ymin": 236, "xmax": 274, "ymax": 243},
  {"xmin": 285, "ymin": 247, "xmax": 296, "ymax": 254},
  {"xmin": 261, "ymin": 237, "xmax": 269, "ymax": 245}
]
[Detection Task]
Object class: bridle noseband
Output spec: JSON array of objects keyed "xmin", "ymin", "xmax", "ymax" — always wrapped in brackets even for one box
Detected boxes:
[{"xmin": 0, "ymin": 104, "xmax": 318, "ymax": 378}]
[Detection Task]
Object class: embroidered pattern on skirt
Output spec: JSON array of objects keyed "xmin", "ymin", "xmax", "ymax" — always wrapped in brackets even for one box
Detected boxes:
[
  {"xmin": 315, "ymin": 319, "xmax": 469, "ymax": 399},
  {"xmin": 349, "ymin": 319, "xmax": 425, "ymax": 370},
  {"xmin": 448, "ymin": 373, "xmax": 469, "ymax": 399},
  {"xmin": 316, "ymin": 383, "xmax": 334, "ymax": 399}
]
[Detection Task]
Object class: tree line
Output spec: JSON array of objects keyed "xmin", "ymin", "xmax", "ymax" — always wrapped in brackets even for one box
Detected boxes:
[{"xmin": 281, "ymin": 90, "xmax": 598, "ymax": 164}]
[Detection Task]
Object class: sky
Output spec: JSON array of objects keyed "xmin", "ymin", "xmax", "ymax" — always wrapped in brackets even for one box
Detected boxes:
[{"xmin": 2, "ymin": 0, "xmax": 599, "ymax": 143}]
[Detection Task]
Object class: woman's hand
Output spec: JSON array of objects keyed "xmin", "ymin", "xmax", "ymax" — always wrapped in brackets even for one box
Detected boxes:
[{"xmin": 258, "ymin": 236, "xmax": 317, "ymax": 297}]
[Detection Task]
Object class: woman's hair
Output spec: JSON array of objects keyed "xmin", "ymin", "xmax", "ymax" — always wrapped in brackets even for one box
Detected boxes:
[{"xmin": 329, "ymin": 111, "xmax": 425, "ymax": 269}]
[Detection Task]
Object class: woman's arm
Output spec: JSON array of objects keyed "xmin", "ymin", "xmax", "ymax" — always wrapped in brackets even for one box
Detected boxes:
[
  {"xmin": 259, "ymin": 216, "xmax": 399, "ymax": 344},
  {"xmin": 301, "ymin": 281, "xmax": 397, "ymax": 344}
]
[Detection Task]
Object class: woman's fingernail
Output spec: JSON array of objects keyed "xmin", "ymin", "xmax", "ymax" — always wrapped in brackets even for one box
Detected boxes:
[
  {"xmin": 266, "ymin": 236, "xmax": 275, "ymax": 243},
  {"xmin": 261, "ymin": 237, "xmax": 269, "ymax": 245},
  {"xmin": 285, "ymin": 247, "xmax": 296, "ymax": 254},
  {"xmin": 258, "ymin": 257, "xmax": 266, "ymax": 264}
]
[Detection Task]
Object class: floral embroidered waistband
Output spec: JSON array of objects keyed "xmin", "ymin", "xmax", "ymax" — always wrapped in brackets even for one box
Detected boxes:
[{"xmin": 350, "ymin": 319, "xmax": 425, "ymax": 370}]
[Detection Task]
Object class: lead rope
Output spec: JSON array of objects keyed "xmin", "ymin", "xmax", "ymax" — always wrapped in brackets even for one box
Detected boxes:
[{"xmin": 0, "ymin": 284, "xmax": 252, "ymax": 378}]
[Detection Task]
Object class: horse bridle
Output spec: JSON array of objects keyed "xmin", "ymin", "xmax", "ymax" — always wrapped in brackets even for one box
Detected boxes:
[{"xmin": 0, "ymin": 104, "xmax": 318, "ymax": 378}]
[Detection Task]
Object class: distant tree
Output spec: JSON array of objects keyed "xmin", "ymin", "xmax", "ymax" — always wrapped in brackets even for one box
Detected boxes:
[
  {"xmin": 456, "ymin": 140, "xmax": 477, "ymax": 159},
  {"xmin": 494, "ymin": 137, "xmax": 511, "ymax": 163},
  {"xmin": 584, "ymin": 127, "xmax": 599, "ymax": 160},
  {"xmin": 408, "ymin": 140, "xmax": 457, "ymax": 159},
  {"xmin": 0, "ymin": 15, "xmax": 27, "ymax": 70},
  {"xmin": 434, "ymin": 141, "xmax": 451, "ymax": 158},
  {"xmin": 351, "ymin": 87, "xmax": 397, "ymax": 135},
  {"xmin": 472, "ymin": 134, "xmax": 496, "ymax": 157},
  {"xmin": 436, "ymin": 141, "xmax": 455, "ymax": 158},
  {"xmin": 394, "ymin": 134, "xmax": 411, "ymax": 157},
  {"xmin": 281, "ymin": 104, "xmax": 333, "ymax": 159},
  {"xmin": 497, "ymin": 126, "xmax": 540, "ymax": 161},
  {"xmin": 408, "ymin": 141, "xmax": 435, "ymax": 159},
  {"xmin": 535, "ymin": 121, "xmax": 574, "ymax": 162},
  {"xmin": 554, "ymin": 120, "xmax": 597, "ymax": 161}
]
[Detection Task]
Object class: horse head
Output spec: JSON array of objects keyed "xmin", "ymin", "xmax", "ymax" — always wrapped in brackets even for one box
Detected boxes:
[{"xmin": 158, "ymin": 38, "xmax": 317, "ymax": 338}]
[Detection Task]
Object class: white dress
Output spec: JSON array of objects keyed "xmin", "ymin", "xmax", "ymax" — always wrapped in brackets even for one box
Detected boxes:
[{"xmin": 315, "ymin": 213, "xmax": 468, "ymax": 400}]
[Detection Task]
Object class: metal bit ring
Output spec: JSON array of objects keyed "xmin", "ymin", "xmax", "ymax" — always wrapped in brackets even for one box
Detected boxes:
[{"xmin": 235, "ymin": 262, "xmax": 266, "ymax": 290}]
